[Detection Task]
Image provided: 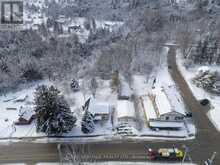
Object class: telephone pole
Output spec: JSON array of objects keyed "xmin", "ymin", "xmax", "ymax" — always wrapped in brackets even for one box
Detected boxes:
[{"xmin": 204, "ymin": 152, "xmax": 217, "ymax": 165}]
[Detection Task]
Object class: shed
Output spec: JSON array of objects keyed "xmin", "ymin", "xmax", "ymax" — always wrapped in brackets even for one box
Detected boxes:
[
  {"xmin": 15, "ymin": 106, "xmax": 36, "ymax": 125},
  {"xmin": 88, "ymin": 99, "xmax": 110, "ymax": 121}
]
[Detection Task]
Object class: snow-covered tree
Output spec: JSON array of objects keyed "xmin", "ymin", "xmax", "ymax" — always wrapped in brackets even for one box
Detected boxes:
[
  {"xmin": 191, "ymin": 39, "xmax": 206, "ymax": 64},
  {"xmin": 111, "ymin": 70, "xmax": 120, "ymax": 92},
  {"xmin": 111, "ymin": 0, "xmax": 120, "ymax": 9},
  {"xmin": 70, "ymin": 79, "xmax": 80, "ymax": 92},
  {"xmin": 81, "ymin": 111, "xmax": 95, "ymax": 134},
  {"xmin": 191, "ymin": 35, "xmax": 219, "ymax": 65},
  {"xmin": 176, "ymin": 26, "xmax": 193, "ymax": 59},
  {"xmin": 129, "ymin": 0, "xmax": 139, "ymax": 9},
  {"xmin": 143, "ymin": 8, "xmax": 164, "ymax": 33},
  {"xmin": 34, "ymin": 85, "xmax": 77, "ymax": 135}
]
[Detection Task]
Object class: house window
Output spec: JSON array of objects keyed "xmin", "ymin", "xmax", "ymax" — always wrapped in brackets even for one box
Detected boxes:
[
  {"xmin": 165, "ymin": 116, "xmax": 169, "ymax": 120},
  {"xmin": 175, "ymin": 116, "xmax": 183, "ymax": 120}
]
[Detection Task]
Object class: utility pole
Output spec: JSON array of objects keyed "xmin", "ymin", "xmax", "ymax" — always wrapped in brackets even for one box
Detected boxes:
[
  {"xmin": 181, "ymin": 145, "xmax": 192, "ymax": 164},
  {"xmin": 57, "ymin": 144, "xmax": 64, "ymax": 164},
  {"xmin": 204, "ymin": 152, "xmax": 217, "ymax": 165}
]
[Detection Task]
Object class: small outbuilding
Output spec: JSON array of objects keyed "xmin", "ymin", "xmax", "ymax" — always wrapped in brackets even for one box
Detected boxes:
[
  {"xmin": 88, "ymin": 99, "xmax": 111, "ymax": 121},
  {"xmin": 15, "ymin": 106, "xmax": 36, "ymax": 125}
]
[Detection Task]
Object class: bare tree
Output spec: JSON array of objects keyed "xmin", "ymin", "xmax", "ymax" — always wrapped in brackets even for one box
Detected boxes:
[
  {"xmin": 176, "ymin": 25, "xmax": 193, "ymax": 59},
  {"xmin": 129, "ymin": 0, "xmax": 139, "ymax": 9},
  {"xmin": 90, "ymin": 77, "xmax": 98, "ymax": 97},
  {"xmin": 111, "ymin": 0, "xmax": 120, "ymax": 9},
  {"xmin": 143, "ymin": 8, "xmax": 164, "ymax": 33}
]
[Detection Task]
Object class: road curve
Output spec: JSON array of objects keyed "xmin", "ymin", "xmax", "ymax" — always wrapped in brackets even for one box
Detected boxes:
[{"xmin": 167, "ymin": 46, "xmax": 220, "ymax": 164}]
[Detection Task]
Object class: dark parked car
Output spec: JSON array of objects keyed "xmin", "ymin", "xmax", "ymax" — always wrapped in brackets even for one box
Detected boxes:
[
  {"xmin": 200, "ymin": 99, "xmax": 210, "ymax": 106},
  {"xmin": 185, "ymin": 112, "xmax": 192, "ymax": 118}
]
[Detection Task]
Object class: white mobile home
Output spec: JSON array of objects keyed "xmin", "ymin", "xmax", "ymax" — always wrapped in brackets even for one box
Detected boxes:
[
  {"xmin": 116, "ymin": 100, "xmax": 136, "ymax": 125},
  {"xmin": 140, "ymin": 85, "xmax": 186, "ymax": 130},
  {"xmin": 155, "ymin": 88, "xmax": 185, "ymax": 121}
]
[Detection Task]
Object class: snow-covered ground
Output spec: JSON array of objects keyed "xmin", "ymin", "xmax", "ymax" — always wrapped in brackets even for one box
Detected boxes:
[
  {"xmin": 0, "ymin": 78, "xmax": 117, "ymax": 139},
  {"xmin": 0, "ymin": 80, "xmax": 53, "ymax": 138},
  {"xmin": 0, "ymin": 47, "xmax": 195, "ymax": 142},
  {"xmin": 176, "ymin": 50, "xmax": 220, "ymax": 132},
  {"xmin": 58, "ymin": 17, "xmax": 123, "ymax": 42}
]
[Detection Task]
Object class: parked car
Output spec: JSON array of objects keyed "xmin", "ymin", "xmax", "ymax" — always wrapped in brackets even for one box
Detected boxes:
[
  {"xmin": 200, "ymin": 99, "xmax": 210, "ymax": 106},
  {"xmin": 185, "ymin": 112, "xmax": 192, "ymax": 118}
]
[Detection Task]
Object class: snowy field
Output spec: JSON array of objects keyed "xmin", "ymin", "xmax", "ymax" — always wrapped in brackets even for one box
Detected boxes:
[{"xmin": 176, "ymin": 50, "xmax": 220, "ymax": 132}]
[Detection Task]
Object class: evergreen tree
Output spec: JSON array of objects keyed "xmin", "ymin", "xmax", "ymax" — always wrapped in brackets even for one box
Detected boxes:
[
  {"xmin": 81, "ymin": 111, "xmax": 95, "ymax": 134},
  {"xmin": 192, "ymin": 36, "xmax": 220, "ymax": 65},
  {"xmin": 70, "ymin": 79, "xmax": 80, "ymax": 92},
  {"xmin": 34, "ymin": 85, "xmax": 77, "ymax": 135}
]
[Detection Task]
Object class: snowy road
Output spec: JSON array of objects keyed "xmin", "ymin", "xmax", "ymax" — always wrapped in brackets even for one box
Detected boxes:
[
  {"xmin": 0, "ymin": 143, "xmax": 59, "ymax": 164},
  {"xmin": 167, "ymin": 47, "xmax": 220, "ymax": 164}
]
